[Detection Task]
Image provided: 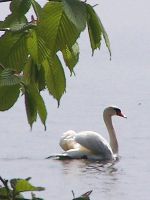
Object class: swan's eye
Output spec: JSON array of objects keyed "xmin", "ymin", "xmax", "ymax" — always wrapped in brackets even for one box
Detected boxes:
[
  {"xmin": 113, "ymin": 108, "xmax": 121, "ymax": 115},
  {"xmin": 113, "ymin": 107, "xmax": 126, "ymax": 118}
]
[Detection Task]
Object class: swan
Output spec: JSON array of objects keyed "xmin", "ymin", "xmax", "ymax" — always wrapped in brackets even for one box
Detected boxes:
[{"xmin": 48, "ymin": 106, "xmax": 126, "ymax": 161}]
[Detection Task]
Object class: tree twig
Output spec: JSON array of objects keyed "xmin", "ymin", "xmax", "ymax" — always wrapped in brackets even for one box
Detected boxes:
[
  {"xmin": 0, "ymin": 176, "xmax": 12, "ymax": 200},
  {"xmin": 93, "ymin": 4, "xmax": 99, "ymax": 7}
]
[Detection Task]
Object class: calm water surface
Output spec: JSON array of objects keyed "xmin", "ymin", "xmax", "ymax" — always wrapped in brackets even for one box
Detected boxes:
[{"xmin": 0, "ymin": 0, "xmax": 150, "ymax": 199}]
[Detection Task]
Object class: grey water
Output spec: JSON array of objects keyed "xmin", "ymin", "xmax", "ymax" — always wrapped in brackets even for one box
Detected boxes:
[{"xmin": 0, "ymin": 0, "xmax": 150, "ymax": 199}]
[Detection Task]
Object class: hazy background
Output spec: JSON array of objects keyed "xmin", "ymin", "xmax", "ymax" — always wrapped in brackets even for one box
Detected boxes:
[{"xmin": 0, "ymin": 1, "xmax": 150, "ymax": 200}]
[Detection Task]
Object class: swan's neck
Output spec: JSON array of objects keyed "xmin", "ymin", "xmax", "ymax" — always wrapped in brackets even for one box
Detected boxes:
[{"xmin": 103, "ymin": 112, "xmax": 118, "ymax": 155}]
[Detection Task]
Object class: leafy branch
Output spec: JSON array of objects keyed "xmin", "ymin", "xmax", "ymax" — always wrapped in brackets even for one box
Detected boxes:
[
  {"xmin": 0, "ymin": 0, "xmax": 111, "ymax": 129},
  {"xmin": 0, "ymin": 176, "xmax": 45, "ymax": 200},
  {"xmin": 0, "ymin": 176, "xmax": 92, "ymax": 200}
]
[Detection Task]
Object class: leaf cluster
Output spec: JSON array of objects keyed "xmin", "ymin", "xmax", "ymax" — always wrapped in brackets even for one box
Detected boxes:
[
  {"xmin": 0, "ymin": 176, "xmax": 92, "ymax": 200},
  {"xmin": 0, "ymin": 0, "xmax": 111, "ymax": 128},
  {"xmin": 0, "ymin": 176, "xmax": 44, "ymax": 200}
]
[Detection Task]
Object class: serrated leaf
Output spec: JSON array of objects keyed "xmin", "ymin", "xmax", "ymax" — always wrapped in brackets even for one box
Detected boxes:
[
  {"xmin": 33, "ymin": 88, "xmax": 47, "ymax": 130},
  {"xmin": 0, "ymin": 68, "xmax": 21, "ymax": 86},
  {"xmin": 0, "ymin": 32, "xmax": 28, "ymax": 72},
  {"xmin": 2, "ymin": 13, "xmax": 27, "ymax": 31},
  {"xmin": 62, "ymin": 43, "xmax": 79, "ymax": 74},
  {"xmin": 31, "ymin": 0, "xmax": 42, "ymax": 18},
  {"xmin": 27, "ymin": 30, "xmax": 38, "ymax": 63},
  {"xmin": 25, "ymin": 87, "xmax": 37, "ymax": 129},
  {"xmin": 98, "ymin": 18, "xmax": 111, "ymax": 59},
  {"xmin": 10, "ymin": 0, "xmax": 32, "ymax": 16},
  {"xmin": 23, "ymin": 58, "xmax": 35, "ymax": 85},
  {"xmin": 27, "ymin": 30, "xmax": 50, "ymax": 65},
  {"xmin": 25, "ymin": 84, "xmax": 47, "ymax": 129},
  {"xmin": 37, "ymin": 66, "xmax": 46, "ymax": 91},
  {"xmin": 38, "ymin": 1, "xmax": 80, "ymax": 54},
  {"xmin": 23, "ymin": 58, "xmax": 46, "ymax": 91},
  {"xmin": 2, "ymin": 13, "xmax": 36, "ymax": 33},
  {"xmin": 43, "ymin": 56, "xmax": 66, "ymax": 105},
  {"xmin": 7, "ymin": 34, "xmax": 28, "ymax": 71},
  {"xmin": 86, "ymin": 4, "xmax": 111, "ymax": 58},
  {"xmin": 14, "ymin": 179, "xmax": 45, "ymax": 193},
  {"xmin": 0, "ymin": 85, "xmax": 20, "ymax": 111},
  {"xmin": 62, "ymin": 0, "xmax": 87, "ymax": 32},
  {"xmin": 86, "ymin": 4, "xmax": 102, "ymax": 55}
]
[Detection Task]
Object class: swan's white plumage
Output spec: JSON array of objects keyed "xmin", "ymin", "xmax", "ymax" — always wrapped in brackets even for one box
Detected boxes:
[
  {"xmin": 49, "ymin": 106, "xmax": 126, "ymax": 161},
  {"xmin": 59, "ymin": 130, "xmax": 78, "ymax": 151},
  {"xmin": 59, "ymin": 130, "xmax": 113, "ymax": 160},
  {"xmin": 75, "ymin": 131, "xmax": 113, "ymax": 157}
]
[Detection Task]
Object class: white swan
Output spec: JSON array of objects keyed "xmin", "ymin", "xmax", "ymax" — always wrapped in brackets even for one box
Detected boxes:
[{"xmin": 48, "ymin": 106, "xmax": 126, "ymax": 161}]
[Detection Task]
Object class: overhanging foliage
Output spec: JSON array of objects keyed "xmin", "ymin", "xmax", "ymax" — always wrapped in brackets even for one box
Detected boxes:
[{"xmin": 0, "ymin": 0, "xmax": 111, "ymax": 129}]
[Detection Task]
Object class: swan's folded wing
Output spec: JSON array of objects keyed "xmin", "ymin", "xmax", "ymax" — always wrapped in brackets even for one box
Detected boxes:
[
  {"xmin": 75, "ymin": 131, "xmax": 113, "ymax": 158},
  {"xmin": 59, "ymin": 130, "xmax": 78, "ymax": 151}
]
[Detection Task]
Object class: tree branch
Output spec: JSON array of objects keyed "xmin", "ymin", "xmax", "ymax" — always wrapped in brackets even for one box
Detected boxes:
[{"xmin": 0, "ymin": 176, "xmax": 12, "ymax": 200}]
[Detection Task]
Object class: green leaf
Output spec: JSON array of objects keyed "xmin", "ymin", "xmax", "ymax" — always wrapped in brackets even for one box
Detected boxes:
[
  {"xmin": 12, "ymin": 179, "xmax": 45, "ymax": 193},
  {"xmin": 98, "ymin": 18, "xmax": 111, "ymax": 59},
  {"xmin": 31, "ymin": 0, "xmax": 43, "ymax": 18},
  {"xmin": 0, "ymin": 85, "xmax": 20, "ymax": 111},
  {"xmin": 0, "ymin": 21, "xmax": 4, "ymax": 28},
  {"xmin": 62, "ymin": 0, "xmax": 87, "ymax": 32},
  {"xmin": 23, "ymin": 58, "xmax": 46, "ymax": 91},
  {"xmin": 43, "ymin": 56, "xmax": 66, "ymax": 105},
  {"xmin": 86, "ymin": 4, "xmax": 102, "ymax": 55},
  {"xmin": 62, "ymin": 43, "xmax": 79, "ymax": 74},
  {"xmin": 0, "ymin": 32, "xmax": 28, "ymax": 72},
  {"xmin": 32, "ymin": 87, "xmax": 47, "ymax": 130},
  {"xmin": 2, "ymin": 13, "xmax": 37, "ymax": 33},
  {"xmin": 27, "ymin": 30, "xmax": 50, "ymax": 65},
  {"xmin": 86, "ymin": 4, "xmax": 111, "ymax": 58},
  {"xmin": 0, "ymin": 65, "xmax": 4, "ymax": 74},
  {"xmin": 27, "ymin": 30, "xmax": 38, "ymax": 63},
  {"xmin": 38, "ymin": 1, "xmax": 80, "ymax": 54},
  {"xmin": 3, "ymin": 14, "xmax": 28, "ymax": 32},
  {"xmin": 25, "ymin": 84, "xmax": 47, "ymax": 129},
  {"xmin": 25, "ymin": 87, "xmax": 37, "ymax": 129},
  {"xmin": 10, "ymin": 0, "xmax": 32, "ymax": 16},
  {"xmin": 0, "ymin": 68, "xmax": 21, "ymax": 86},
  {"xmin": 23, "ymin": 58, "xmax": 35, "ymax": 85},
  {"xmin": 0, "ymin": 187, "xmax": 8, "ymax": 196}
]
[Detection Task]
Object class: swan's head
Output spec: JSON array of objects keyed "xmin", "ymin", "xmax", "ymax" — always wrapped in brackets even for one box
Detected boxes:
[{"xmin": 104, "ymin": 106, "xmax": 127, "ymax": 118}]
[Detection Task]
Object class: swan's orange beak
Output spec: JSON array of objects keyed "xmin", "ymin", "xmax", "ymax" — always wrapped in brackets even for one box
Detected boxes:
[{"xmin": 118, "ymin": 112, "xmax": 127, "ymax": 118}]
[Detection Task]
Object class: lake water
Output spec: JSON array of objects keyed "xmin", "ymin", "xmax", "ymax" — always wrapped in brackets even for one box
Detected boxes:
[{"xmin": 0, "ymin": 0, "xmax": 150, "ymax": 199}]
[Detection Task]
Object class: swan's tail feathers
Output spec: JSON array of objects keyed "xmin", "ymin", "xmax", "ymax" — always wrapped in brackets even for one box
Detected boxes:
[{"xmin": 45, "ymin": 154, "xmax": 73, "ymax": 160}]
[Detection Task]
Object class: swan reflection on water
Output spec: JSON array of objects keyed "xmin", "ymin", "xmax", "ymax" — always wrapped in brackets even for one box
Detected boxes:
[{"xmin": 58, "ymin": 158, "xmax": 119, "ymax": 176}]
